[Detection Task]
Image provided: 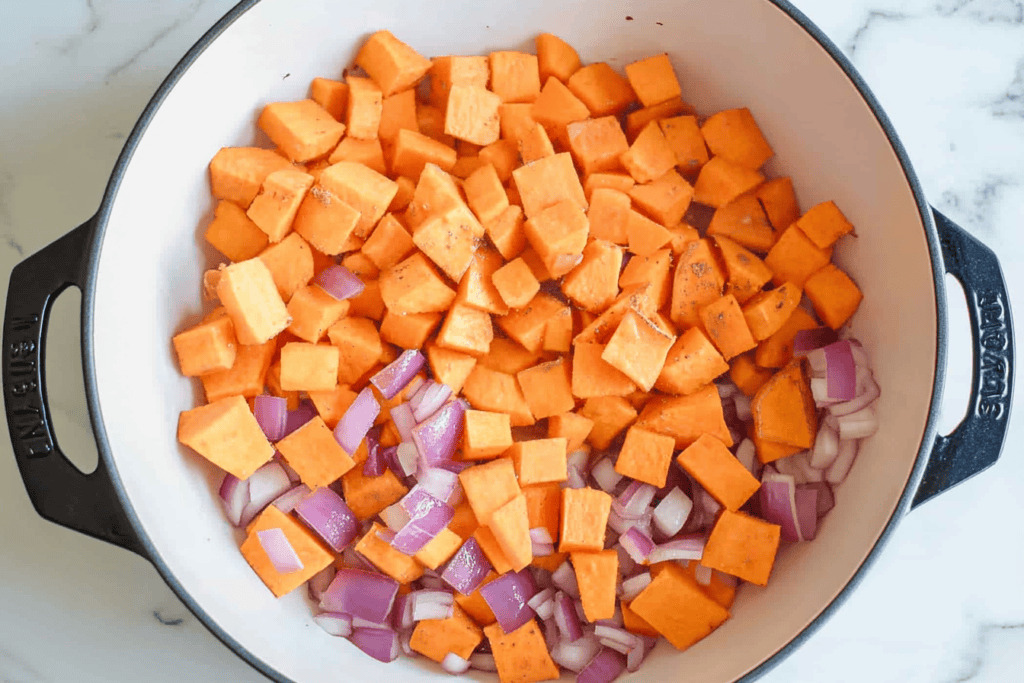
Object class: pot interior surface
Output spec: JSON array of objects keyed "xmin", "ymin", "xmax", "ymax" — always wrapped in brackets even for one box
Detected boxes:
[{"xmin": 91, "ymin": 0, "xmax": 938, "ymax": 680}]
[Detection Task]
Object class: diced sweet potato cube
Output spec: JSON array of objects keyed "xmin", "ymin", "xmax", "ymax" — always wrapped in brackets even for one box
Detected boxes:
[
  {"xmin": 319, "ymin": 161, "xmax": 398, "ymax": 238},
  {"xmin": 512, "ymin": 152, "xmax": 588, "ymax": 219},
  {"xmin": 276, "ymin": 415, "xmax": 355, "ymax": 488},
  {"xmin": 751, "ymin": 359, "xmax": 817, "ymax": 449},
  {"xmin": 656, "ymin": 327, "xmax": 729, "ymax": 395},
  {"xmin": 700, "ymin": 293, "xmax": 757, "ymax": 361},
  {"xmin": 410, "ymin": 603, "xmax": 483, "ymax": 663},
  {"xmin": 578, "ymin": 396, "xmax": 637, "ymax": 450},
  {"xmin": 379, "ymin": 252, "xmax": 456, "ymax": 314},
  {"xmin": 492, "ymin": 258, "xmax": 540, "ymax": 310},
  {"xmin": 430, "ymin": 55, "xmax": 489, "ymax": 108},
  {"xmin": 356, "ymin": 30, "xmax": 432, "ymax": 98},
  {"xmin": 415, "ymin": 527, "xmax": 464, "ymax": 571},
  {"xmin": 307, "ymin": 384, "xmax": 357, "ymax": 430},
  {"xmin": 702, "ymin": 509, "xmax": 781, "ymax": 586},
  {"xmin": 453, "ymin": 570, "xmax": 497, "ymax": 624},
  {"xmin": 586, "ymin": 188, "xmax": 631, "ymax": 245},
  {"xmin": 209, "ymin": 147, "xmax": 293, "ymax": 208},
  {"xmin": 568, "ymin": 63, "xmax": 636, "ymax": 117},
  {"xmin": 755, "ymin": 176, "xmax": 800, "ymax": 230},
  {"xmin": 177, "ymin": 395, "xmax": 274, "ymax": 479},
  {"xmin": 742, "ymin": 282, "xmax": 802, "ymax": 341},
  {"xmin": 326, "ymin": 316, "xmax": 383, "ymax": 385},
  {"xmin": 621, "ymin": 600, "xmax": 661, "ymax": 637},
  {"xmin": 444, "ymin": 84, "xmax": 502, "ymax": 146},
  {"xmin": 257, "ymin": 100, "xmax": 346, "ymax": 163},
  {"xmin": 536, "ymin": 33, "xmax": 581, "ymax": 83},
  {"xmin": 348, "ymin": 278, "xmax": 386, "ymax": 320},
  {"xmin": 519, "ymin": 483, "xmax": 560, "ymax": 543},
  {"xmin": 286, "ymin": 285, "xmax": 349, "ymax": 343},
  {"xmin": 489, "ymin": 51, "xmax": 542, "ymax": 103},
  {"xmin": 425, "ymin": 345, "xmax": 477, "ymax": 396},
  {"xmin": 571, "ymin": 342, "xmax": 636, "ymax": 399},
  {"xmin": 344, "ymin": 76, "xmax": 383, "ymax": 140},
  {"xmin": 448, "ymin": 501, "xmax": 480, "ymax": 540},
  {"xmin": 561, "ymin": 240, "xmax": 623, "ymax": 313},
  {"xmin": 404, "ymin": 162, "xmax": 464, "ymax": 229},
  {"xmin": 543, "ymin": 307, "xmax": 573, "ymax": 354},
  {"xmin": 626, "ymin": 97, "xmax": 696, "ymax": 141},
  {"xmin": 246, "ymin": 169, "xmax": 315, "ymax": 243},
  {"xmin": 584, "ymin": 172, "xmax": 635, "ymax": 201},
  {"xmin": 200, "ymin": 340, "xmax": 274, "ymax": 403},
  {"xmin": 341, "ymin": 466, "xmax": 408, "ymax": 520},
  {"xmin": 462, "ymin": 366, "xmax": 535, "ymax": 428},
  {"xmin": 518, "ymin": 122, "xmax": 556, "ymax": 164},
  {"xmin": 627, "ymin": 210, "xmax": 673, "ymax": 258},
  {"xmin": 257, "ymin": 232, "xmax": 315, "ymax": 304},
  {"xmin": 205, "ymin": 200, "xmax": 270, "ymax": 262},
  {"xmin": 621, "ymin": 121, "xmax": 677, "ymax": 185},
  {"xmin": 310, "ymin": 77, "xmax": 348, "ymax": 121},
  {"xmin": 455, "ymin": 248, "xmax": 508, "ymax": 316},
  {"xmin": 624, "ymin": 53, "xmax": 681, "ymax": 108},
  {"xmin": 547, "ymin": 412, "xmax": 594, "ymax": 454},
  {"xmin": 412, "ymin": 206, "xmax": 479, "ymax": 282},
  {"xmin": 463, "ymin": 410, "xmax": 513, "ymax": 460},
  {"xmin": 463, "ymin": 164, "xmax": 510, "ymax": 227},
  {"xmin": 437, "ymin": 304, "xmax": 494, "ymax": 357},
  {"xmin": 486, "ymin": 204, "xmax": 527, "ymax": 260},
  {"xmin": 480, "ymin": 139, "xmax": 519, "ymax": 184},
  {"xmin": 630, "ymin": 562, "xmax": 730, "ymax": 650},
  {"xmin": 379, "ymin": 310, "xmax": 441, "ymax": 350},
  {"xmin": 495, "ymin": 292, "xmax": 566, "ymax": 355},
  {"xmin": 678, "ymin": 433, "xmax": 760, "ymax": 511},
  {"xmin": 378, "ymin": 89, "xmax": 419, "ymax": 149},
  {"xmin": 474, "ymin": 525, "xmax": 514, "ymax": 574},
  {"xmin": 241, "ymin": 505, "xmax": 334, "ymax": 598},
  {"xmin": 559, "ymin": 487, "xmax": 612, "ymax": 553},
  {"xmin": 417, "ymin": 103, "xmax": 455, "ymax": 147},
  {"xmin": 565, "ymin": 116, "xmax": 628, "ymax": 177},
  {"xmin": 390, "ymin": 128, "xmax": 457, "ymax": 181},
  {"xmin": 764, "ymin": 225, "xmax": 833, "ymax": 287},
  {"xmin": 354, "ymin": 522, "xmax": 424, "ymax": 583},
  {"xmin": 668, "ymin": 223, "xmax": 701, "ymax": 255},
  {"xmin": 478, "ymin": 337, "xmax": 540, "ymax": 375},
  {"xmin": 216, "ymin": 258, "xmax": 291, "ymax": 345},
  {"xmin": 389, "ymin": 175, "xmax": 416, "ymax": 212},
  {"xmin": 752, "ymin": 433, "xmax": 803, "ymax": 464},
  {"xmin": 517, "ymin": 357, "xmax": 575, "ymax": 420},
  {"xmin": 531, "ymin": 77, "xmax": 590, "ymax": 146},
  {"xmin": 602, "ymin": 309, "xmax": 676, "ymax": 392},
  {"xmin": 659, "ymin": 115, "xmax": 709, "ymax": 174},
  {"xmin": 574, "ymin": 283, "xmax": 657, "ymax": 345},
  {"xmin": 755, "ymin": 306, "xmax": 818, "ymax": 369},
  {"xmin": 292, "ymin": 184, "xmax": 361, "ymax": 256},
  {"xmin": 173, "ymin": 316, "xmax": 237, "ymax": 377},
  {"xmin": 630, "ymin": 169, "xmax": 694, "ymax": 228},
  {"xmin": 327, "ymin": 136, "xmax": 387, "ymax": 175},
  {"xmin": 670, "ymin": 238, "xmax": 726, "ymax": 329},
  {"xmin": 523, "ymin": 198, "xmax": 590, "ymax": 278},
  {"xmin": 620, "ymin": 248, "xmax": 672, "ymax": 311},
  {"xmin": 636, "ymin": 385, "xmax": 732, "ymax": 449},
  {"xmin": 571, "ymin": 549, "xmax": 618, "ymax": 621},
  {"xmin": 700, "ymin": 107, "xmax": 774, "ymax": 170},
  {"xmin": 715, "ymin": 234, "xmax": 773, "ymax": 305},
  {"xmin": 459, "ymin": 458, "xmax": 521, "ymax": 526},
  {"xmin": 729, "ymin": 352, "xmax": 774, "ymax": 397},
  {"xmin": 278, "ymin": 342, "xmax": 339, "ymax": 392},
  {"xmin": 489, "ymin": 493, "xmax": 533, "ymax": 571},
  {"xmin": 485, "ymin": 620, "xmax": 560, "ymax": 683},
  {"xmin": 707, "ymin": 194, "xmax": 776, "ymax": 254},
  {"xmin": 361, "ymin": 213, "xmax": 415, "ymax": 271},
  {"xmin": 341, "ymin": 251, "xmax": 378, "ymax": 280},
  {"xmin": 805, "ymin": 263, "xmax": 863, "ymax": 330},
  {"xmin": 693, "ymin": 156, "xmax": 765, "ymax": 209},
  {"xmin": 615, "ymin": 426, "xmax": 676, "ymax": 488}
]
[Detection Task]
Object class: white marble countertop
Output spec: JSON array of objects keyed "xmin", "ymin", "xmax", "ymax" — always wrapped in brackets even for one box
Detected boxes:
[{"xmin": 1, "ymin": 0, "xmax": 1023, "ymax": 681}]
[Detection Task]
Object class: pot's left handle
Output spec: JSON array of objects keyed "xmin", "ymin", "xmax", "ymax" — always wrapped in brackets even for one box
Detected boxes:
[{"xmin": 2, "ymin": 217, "xmax": 147, "ymax": 557}]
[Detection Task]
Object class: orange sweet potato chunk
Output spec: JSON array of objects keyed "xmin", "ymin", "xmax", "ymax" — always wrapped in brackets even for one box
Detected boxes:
[
  {"xmin": 327, "ymin": 316, "xmax": 383, "ymax": 385},
  {"xmin": 489, "ymin": 493, "xmax": 533, "ymax": 571},
  {"xmin": 512, "ymin": 152, "xmax": 588, "ymax": 219},
  {"xmin": 216, "ymin": 258, "xmax": 292, "ymax": 345},
  {"xmin": 707, "ymin": 194, "xmax": 776, "ymax": 254},
  {"xmin": 307, "ymin": 384, "xmax": 357, "ymax": 430},
  {"xmin": 462, "ymin": 364, "xmax": 535, "ymax": 427},
  {"xmin": 619, "ymin": 248, "xmax": 672, "ymax": 312},
  {"xmin": 445, "ymin": 84, "xmax": 502, "ymax": 146},
  {"xmin": 172, "ymin": 315, "xmax": 237, "ymax": 377},
  {"xmin": 615, "ymin": 426, "xmax": 677, "ymax": 488},
  {"xmin": 587, "ymin": 188, "xmax": 631, "ymax": 245},
  {"xmin": 659, "ymin": 115, "xmax": 709, "ymax": 175},
  {"xmin": 578, "ymin": 395, "xmax": 637, "ymax": 450},
  {"xmin": 729, "ymin": 352, "xmax": 774, "ymax": 398},
  {"xmin": 355, "ymin": 30, "xmax": 432, "ymax": 98},
  {"xmin": 279, "ymin": 342, "xmax": 339, "ymax": 392},
  {"xmin": 241, "ymin": 505, "xmax": 334, "ymax": 597},
  {"xmin": 715, "ymin": 234, "xmax": 774, "ymax": 304},
  {"xmin": 286, "ymin": 285, "xmax": 349, "ymax": 343},
  {"xmin": 630, "ymin": 562, "xmax": 730, "ymax": 650},
  {"xmin": 636, "ymin": 384, "xmax": 732, "ymax": 449},
  {"xmin": 559, "ymin": 487, "xmax": 612, "ymax": 553},
  {"xmin": 257, "ymin": 232, "xmax": 315, "ymax": 304},
  {"xmin": 571, "ymin": 549, "xmax": 619, "ymax": 622},
  {"xmin": 566, "ymin": 116, "xmax": 630, "ymax": 177},
  {"xmin": 547, "ymin": 412, "xmax": 595, "ymax": 454},
  {"xmin": 427, "ymin": 344, "xmax": 478, "ymax": 395},
  {"xmin": 209, "ymin": 147, "xmax": 294, "ymax": 208},
  {"xmin": 656, "ymin": 326, "xmax": 729, "ymax": 395},
  {"xmin": 319, "ymin": 161, "xmax": 399, "ymax": 238},
  {"xmin": 702, "ymin": 510, "xmax": 781, "ymax": 586},
  {"xmin": 205, "ymin": 200, "xmax": 270, "ymax": 262},
  {"xmin": 415, "ymin": 527, "xmax": 464, "ymax": 571},
  {"xmin": 700, "ymin": 107, "xmax": 774, "ymax": 170},
  {"xmin": 692, "ymin": 156, "xmax": 765, "ymax": 209},
  {"xmin": 601, "ymin": 309, "xmax": 676, "ymax": 392},
  {"xmin": 756, "ymin": 306, "xmax": 818, "ymax": 369},
  {"xmin": 629, "ymin": 169, "xmax": 694, "ymax": 228},
  {"xmin": 200, "ymin": 340, "xmax": 275, "ymax": 403},
  {"xmin": 276, "ymin": 415, "xmax": 355, "ymax": 488},
  {"xmin": 755, "ymin": 176, "xmax": 800, "ymax": 231},
  {"xmin": 177, "ymin": 395, "xmax": 274, "ymax": 480},
  {"xmin": 670, "ymin": 238, "xmax": 726, "ymax": 329},
  {"xmin": 517, "ymin": 359, "xmax": 575, "ymax": 420},
  {"xmin": 257, "ymin": 99, "xmax": 346, "ymax": 163},
  {"xmin": 490, "ymin": 51, "xmax": 542, "ymax": 104},
  {"xmin": 463, "ymin": 410, "xmax": 513, "ymax": 460},
  {"xmin": 310, "ymin": 77, "xmax": 348, "ymax": 121},
  {"xmin": 624, "ymin": 53, "xmax": 682, "ymax": 108},
  {"xmin": 561, "ymin": 240, "xmax": 623, "ymax": 313},
  {"xmin": 292, "ymin": 184, "xmax": 361, "ymax": 256},
  {"xmin": 536, "ymin": 33, "xmax": 582, "ymax": 83},
  {"xmin": 764, "ymin": 225, "xmax": 833, "ymax": 287},
  {"xmin": 379, "ymin": 252, "xmax": 457, "ymax": 314},
  {"xmin": 485, "ymin": 620, "xmax": 560, "ymax": 683},
  {"xmin": 751, "ymin": 359, "xmax": 817, "ymax": 449},
  {"xmin": 567, "ymin": 63, "xmax": 636, "ymax": 117},
  {"xmin": 532, "ymin": 77, "xmax": 591, "ymax": 145},
  {"xmin": 459, "ymin": 458, "xmax": 522, "ymax": 526},
  {"xmin": 508, "ymin": 438, "xmax": 568, "ymax": 486},
  {"xmin": 341, "ymin": 467, "xmax": 409, "ymax": 520},
  {"xmin": 354, "ymin": 522, "xmax": 425, "ymax": 584},
  {"xmin": 492, "ymin": 258, "xmax": 541, "ymax": 310},
  {"xmin": 699, "ymin": 293, "xmax": 758, "ymax": 361},
  {"xmin": 572, "ymin": 341, "xmax": 637, "ymax": 399},
  {"xmin": 410, "ymin": 604, "xmax": 484, "ymax": 663},
  {"xmin": 742, "ymin": 282, "xmax": 802, "ymax": 341},
  {"xmin": 620, "ymin": 121, "xmax": 677, "ymax": 185},
  {"xmin": 522, "ymin": 482, "xmax": 562, "ymax": 543},
  {"xmin": 805, "ymin": 263, "xmax": 863, "ymax": 330},
  {"xmin": 246, "ymin": 169, "xmax": 315, "ymax": 243},
  {"xmin": 677, "ymin": 433, "xmax": 760, "ymax": 511}
]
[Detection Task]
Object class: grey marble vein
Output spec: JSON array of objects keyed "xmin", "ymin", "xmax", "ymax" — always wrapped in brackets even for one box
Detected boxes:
[
  {"xmin": 941, "ymin": 621, "xmax": 1024, "ymax": 682},
  {"xmin": 846, "ymin": 9, "xmax": 909, "ymax": 55},
  {"xmin": 0, "ymin": 643, "xmax": 48, "ymax": 682},
  {"xmin": 935, "ymin": 0, "xmax": 1024, "ymax": 23},
  {"xmin": 991, "ymin": 57, "xmax": 1024, "ymax": 118},
  {"xmin": 104, "ymin": 0, "xmax": 208, "ymax": 85},
  {"xmin": 938, "ymin": 175, "xmax": 1018, "ymax": 234},
  {"xmin": 0, "ymin": 171, "xmax": 24, "ymax": 256},
  {"xmin": 57, "ymin": 0, "xmax": 100, "ymax": 55}
]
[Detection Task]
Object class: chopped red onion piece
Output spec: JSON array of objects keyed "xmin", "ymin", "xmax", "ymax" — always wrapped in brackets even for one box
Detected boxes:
[
  {"xmin": 219, "ymin": 473, "xmax": 250, "ymax": 527},
  {"xmin": 410, "ymin": 589, "xmax": 455, "ymax": 621},
  {"xmin": 694, "ymin": 563, "xmax": 713, "ymax": 586},
  {"xmin": 735, "ymin": 438, "xmax": 758, "ymax": 475},
  {"xmin": 371, "ymin": 349, "xmax": 426, "ymax": 400},
  {"xmin": 567, "ymin": 448, "xmax": 591, "ymax": 475},
  {"xmin": 618, "ymin": 573, "xmax": 652, "ymax": 602},
  {"xmin": 552, "ymin": 591, "xmax": 583, "ymax": 642},
  {"xmin": 393, "ymin": 592, "xmax": 414, "ymax": 631},
  {"xmin": 795, "ymin": 487, "xmax": 819, "ymax": 540},
  {"xmin": 837, "ymin": 405, "xmax": 879, "ymax": 440},
  {"xmin": 810, "ymin": 423, "xmax": 841, "ymax": 470},
  {"xmin": 759, "ymin": 472, "xmax": 801, "ymax": 542},
  {"xmin": 391, "ymin": 522, "xmax": 440, "ymax": 555},
  {"xmin": 614, "ymin": 544, "xmax": 637, "ymax": 578},
  {"xmin": 352, "ymin": 615, "xmax": 393, "ymax": 629},
  {"xmin": 793, "ymin": 327, "xmax": 839, "ymax": 354},
  {"xmin": 391, "ymin": 403, "xmax": 416, "ymax": 443},
  {"xmin": 282, "ymin": 399, "xmax": 318, "ymax": 439},
  {"xmin": 591, "ymin": 458, "xmax": 623, "ymax": 492},
  {"xmin": 376, "ymin": 526, "xmax": 397, "ymax": 543},
  {"xmin": 810, "ymin": 376, "xmax": 842, "ymax": 406},
  {"xmin": 412, "ymin": 400, "xmax": 464, "ymax": 467},
  {"xmin": 481, "ymin": 571, "xmax": 535, "ymax": 634},
  {"xmin": 794, "ymin": 452, "xmax": 826, "ymax": 483},
  {"xmin": 395, "ymin": 442, "xmax": 419, "ymax": 477},
  {"xmin": 315, "ymin": 265, "xmax": 365, "ymax": 301},
  {"xmin": 419, "ymin": 573, "xmax": 447, "ymax": 590},
  {"xmin": 799, "ymin": 481, "xmax": 836, "ymax": 517},
  {"xmin": 804, "ymin": 347, "xmax": 828, "ymax": 377},
  {"xmin": 390, "ymin": 493, "xmax": 453, "ymax": 554},
  {"xmin": 400, "ymin": 631, "xmax": 415, "ymax": 657},
  {"xmin": 254, "ymin": 395, "xmax": 288, "ymax": 442},
  {"xmin": 320, "ymin": 568, "xmax": 399, "ymax": 624},
  {"xmin": 625, "ymin": 639, "xmax": 648, "ymax": 672},
  {"xmin": 308, "ymin": 565, "xmax": 336, "ymax": 602},
  {"xmin": 313, "ymin": 611, "xmax": 353, "ymax": 637},
  {"xmin": 271, "ymin": 484, "xmax": 311, "ymax": 514},
  {"xmin": 578, "ymin": 647, "xmax": 627, "ymax": 683},
  {"xmin": 716, "ymin": 381, "xmax": 737, "ymax": 399},
  {"xmin": 414, "ymin": 468, "xmax": 460, "ymax": 503},
  {"xmin": 565, "ymin": 465, "xmax": 587, "ymax": 489},
  {"xmin": 823, "ymin": 340, "xmax": 857, "ymax": 400},
  {"xmin": 652, "ymin": 487, "xmax": 692, "ymax": 538},
  {"xmin": 527, "ymin": 588, "xmax": 556, "ymax": 619},
  {"xmin": 529, "ymin": 527, "xmax": 554, "ymax": 545},
  {"xmin": 441, "ymin": 652, "xmax": 471, "ymax": 674},
  {"xmin": 619, "ymin": 527, "xmax": 656, "ymax": 565},
  {"xmin": 362, "ymin": 425, "xmax": 386, "ymax": 477},
  {"xmin": 594, "ymin": 625, "xmax": 639, "ymax": 654},
  {"xmin": 532, "ymin": 541, "xmax": 555, "ymax": 557},
  {"xmin": 469, "ymin": 653, "xmax": 497, "ymax": 672},
  {"xmin": 733, "ymin": 392, "xmax": 752, "ymax": 421},
  {"xmin": 335, "ymin": 388, "xmax": 380, "ymax": 455},
  {"xmin": 240, "ymin": 462, "xmax": 293, "ymax": 527},
  {"xmin": 411, "ymin": 381, "xmax": 453, "ymax": 423},
  {"xmin": 551, "ymin": 560, "xmax": 580, "ymax": 599},
  {"xmin": 829, "ymin": 374, "xmax": 881, "ymax": 416},
  {"xmin": 648, "ymin": 534, "xmax": 705, "ymax": 563},
  {"xmin": 551, "ymin": 634, "xmax": 602, "ymax": 672},
  {"xmin": 350, "ymin": 627, "xmax": 400, "ymax": 663},
  {"xmin": 441, "ymin": 538, "xmax": 493, "ymax": 595},
  {"xmin": 256, "ymin": 528, "xmax": 304, "ymax": 574},
  {"xmin": 771, "ymin": 454, "xmax": 809, "ymax": 485},
  {"xmin": 294, "ymin": 486, "xmax": 360, "ymax": 552},
  {"xmin": 379, "ymin": 503, "xmax": 411, "ymax": 532},
  {"xmin": 826, "ymin": 438, "xmax": 860, "ymax": 485},
  {"xmin": 613, "ymin": 481, "xmax": 656, "ymax": 520}
]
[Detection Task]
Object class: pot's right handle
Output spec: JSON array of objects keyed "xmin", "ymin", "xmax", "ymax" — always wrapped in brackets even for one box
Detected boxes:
[
  {"xmin": 2, "ymin": 218, "xmax": 146, "ymax": 556},
  {"xmin": 911, "ymin": 209, "xmax": 1014, "ymax": 508}
]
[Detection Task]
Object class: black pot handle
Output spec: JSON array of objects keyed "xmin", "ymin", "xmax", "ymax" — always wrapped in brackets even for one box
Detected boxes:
[
  {"xmin": 2, "ymin": 217, "xmax": 146, "ymax": 556},
  {"xmin": 911, "ymin": 209, "xmax": 1015, "ymax": 508}
]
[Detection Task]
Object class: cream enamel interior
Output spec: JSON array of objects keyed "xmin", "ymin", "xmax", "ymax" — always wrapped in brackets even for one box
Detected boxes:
[{"xmin": 91, "ymin": 0, "xmax": 938, "ymax": 681}]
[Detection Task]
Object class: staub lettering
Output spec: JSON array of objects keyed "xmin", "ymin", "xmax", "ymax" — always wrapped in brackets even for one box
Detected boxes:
[
  {"xmin": 5, "ymin": 334, "xmax": 53, "ymax": 459},
  {"xmin": 974, "ymin": 291, "xmax": 1010, "ymax": 420}
]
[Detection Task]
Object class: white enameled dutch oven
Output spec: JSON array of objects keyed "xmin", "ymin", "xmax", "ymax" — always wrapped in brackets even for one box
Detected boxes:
[{"xmin": 2, "ymin": 0, "xmax": 1016, "ymax": 681}]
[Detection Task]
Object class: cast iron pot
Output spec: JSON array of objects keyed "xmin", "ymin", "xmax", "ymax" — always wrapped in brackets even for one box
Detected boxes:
[{"xmin": 2, "ymin": 0, "xmax": 1015, "ymax": 681}]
